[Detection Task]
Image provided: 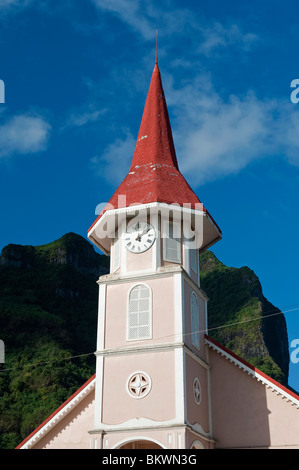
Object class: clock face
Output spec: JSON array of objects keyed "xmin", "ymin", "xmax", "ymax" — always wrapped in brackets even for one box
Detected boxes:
[{"xmin": 125, "ymin": 221, "xmax": 156, "ymax": 254}]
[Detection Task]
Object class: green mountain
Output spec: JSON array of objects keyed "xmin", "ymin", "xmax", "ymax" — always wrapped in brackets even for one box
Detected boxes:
[
  {"xmin": 199, "ymin": 251, "xmax": 289, "ymax": 385},
  {"xmin": 0, "ymin": 232, "xmax": 291, "ymax": 449}
]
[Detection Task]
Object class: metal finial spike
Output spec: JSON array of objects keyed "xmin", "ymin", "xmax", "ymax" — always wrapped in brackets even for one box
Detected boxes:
[{"xmin": 155, "ymin": 27, "xmax": 158, "ymax": 64}]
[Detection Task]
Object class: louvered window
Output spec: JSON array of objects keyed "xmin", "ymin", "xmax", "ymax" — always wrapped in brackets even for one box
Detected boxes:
[
  {"xmin": 127, "ymin": 284, "xmax": 152, "ymax": 340},
  {"xmin": 191, "ymin": 292, "xmax": 200, "ymax": 349},
  {"xmin": 190, "ymin": 248, "xmax": 198, "ymax": 273},
  {"xmin": 163, "ymin": 221, "xmax": 181, "ymax": 263}
]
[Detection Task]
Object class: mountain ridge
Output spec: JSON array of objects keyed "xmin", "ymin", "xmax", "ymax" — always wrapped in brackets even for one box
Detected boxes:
[{"xmin": 0, "ymin": 232, "xmax": 292, "ymax": 449}]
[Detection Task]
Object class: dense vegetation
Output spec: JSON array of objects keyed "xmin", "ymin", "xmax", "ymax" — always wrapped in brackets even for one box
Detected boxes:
[
  {"xmin": 0, "ymin": 233, "xmax": 109, "ymax": 449},
  {"xmin": 0, "ymin": 233, "xmax": 291, "ymax": 449},
  {"xmin": 199, "ymin": 251, "xmax": 289, "ymax": 385}
]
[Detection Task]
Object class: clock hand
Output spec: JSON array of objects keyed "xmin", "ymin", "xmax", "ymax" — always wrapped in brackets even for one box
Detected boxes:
[
  {"xmin": 139, "ymin": 227, "xmax": 151, "ymax": 237},
  {"xmin": 135, "ymin": 229, "xmax": 148, "ymax": 242}
]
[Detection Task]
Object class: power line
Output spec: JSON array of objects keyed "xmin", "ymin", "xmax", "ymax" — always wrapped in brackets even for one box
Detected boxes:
[
  {"xmin": 0, "ymin": 352, "xmax": 94, "ymax": 373},
  {"xmin": 0, "ymin": 305, "xmax": 298, "ymax": 374},
  {"xmin": 208, "ymin": 306, "xmax": 299, "ymax": 334}
]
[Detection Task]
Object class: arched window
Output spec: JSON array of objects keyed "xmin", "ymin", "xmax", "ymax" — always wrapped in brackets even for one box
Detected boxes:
[
  {"xmin": 191, "ymin": 292, "xmax": 200, "ymax": 349},
  {"xmin": 127, "ymin": 284, "xmax": 152, "ymax": 341},
  {"xmin": 190, "ymin": 440, "xmax": 205, "ymax": 449}
]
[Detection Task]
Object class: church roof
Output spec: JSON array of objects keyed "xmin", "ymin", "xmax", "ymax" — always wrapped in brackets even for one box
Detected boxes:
[{"xmin": 88, "ymin": 62, "xmax": 221, "ymax": 235}]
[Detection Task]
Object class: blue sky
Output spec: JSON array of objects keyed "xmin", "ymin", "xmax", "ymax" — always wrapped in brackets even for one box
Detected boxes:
[{"xmin": 0, "ymin": 0, "xmax": 299, "ymax": 391}]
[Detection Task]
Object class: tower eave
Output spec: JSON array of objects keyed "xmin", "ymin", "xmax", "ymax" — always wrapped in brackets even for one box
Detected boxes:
[{"xmin": 87, "ymin": 201, "xmax": 222, "ymax": 255}]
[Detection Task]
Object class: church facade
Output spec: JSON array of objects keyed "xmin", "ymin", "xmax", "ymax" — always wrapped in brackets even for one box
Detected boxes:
[{"xmin": 17, "ymin": 60, "xmax": 299, "ymax": 450}]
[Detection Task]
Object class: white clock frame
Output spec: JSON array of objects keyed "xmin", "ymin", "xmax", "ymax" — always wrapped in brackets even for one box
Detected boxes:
[{"xmin": 124, "ymin": 221, "xmax": 156, "ymax": 254}]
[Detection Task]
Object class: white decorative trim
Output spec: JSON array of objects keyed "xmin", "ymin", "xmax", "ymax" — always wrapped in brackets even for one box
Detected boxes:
[
  {"xmin": 88, "ymin": 201, "xmax": 221, "ymax": 255},
  {"xmin": 88, "ymin": 202, "xmax": 206, "ymax": 238},
  {"xmin": 113, "ymin": 435, "xmax": 167, "ymax": 449},
  {"xmin": 119, "ymin": 218, "xmax": 127, "ymax": 276},
  {"xmin": 177, "ymin": 432, "xmax": 182, "ymax": 449},
  {"xmin": 97, "ymin": 264, "xmax": 183, "ymax": 285},
  {"xmin": 152, "ymin": 212, "xmax": 161, "ymax": 270},
  {"xmin": 175, "ymin": 347, "xmax": 185, "ymax": 424},
  {"xmin": 95, "ymin": 341, "xmax": 184, "ymax": 358},
  {"xmin": 19, "ymin": 377, "xmax": 96, "ymax": 449},
  {"xmin": 185, "ymin": 417, "xmax": 213, "ymax": 440},
  {"xmin": 94, "ymin": 356, "xmax": 104, "ymax": 428},
  {"xmin": 191, "ymin": 291, "xmax": 200, "ymax": 350},
  {"xmin": 193, "ymin": 377, "xmax": 201, "ymax": 405},
  {"xmin": 97, "ymin": 264, "xmax": 209, "ymax": 304},
  {"xmin": 94, "ymin": 283, "xmax": 105, "ymax": 428},
  {"xmin": 190, "ymin": 439, "xmax": 205, "ymax": 449},
  {"xmin": 93, "ymin": 417, "xmax": 186, "ymax": 432},
  {"xmin": 205, "ymin": 337, "xmax": 299, "ymax": 409},
  {"xmin": 111, "ymin": 232, "xmax": 120, "ymax": 273},
  {"xmin": 183, "ymin": 345, "xmax": 209, "ymax": 370},
  {"xmin": 97, "ymin": 283, "xmax": 106, "ymax": 351},
  {"xmin": 174, "ymin": 272, "xmax": 183, "ymax": 343},
  {"xmin": 126, "ymin": 282, "xmax": 152, "ymax": 342},
  {"xmin": 206, "ymin": 346, "xmax": 213, "ymax": 437}
]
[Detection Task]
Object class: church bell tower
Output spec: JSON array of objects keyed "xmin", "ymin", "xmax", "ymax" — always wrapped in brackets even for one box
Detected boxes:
[{"xmin": 87, "ymin": 59, "xmax": 221, "ymax": 450}]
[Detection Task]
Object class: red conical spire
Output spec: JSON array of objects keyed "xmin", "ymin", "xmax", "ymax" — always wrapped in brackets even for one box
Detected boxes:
[
  {"xmin": 129, "ymin": 63, "xmax": 179, "ymax": 171},
  {"xmin": 88, "ymin": 59, "xmax": 222, "ymax": 249},
  {"xmin": 100, "ymin": 62, "xmax": 205, "ymax": 211},
  {"xmin": 88, "ymin": 61, "xmax": 222, "ymax": 236}
]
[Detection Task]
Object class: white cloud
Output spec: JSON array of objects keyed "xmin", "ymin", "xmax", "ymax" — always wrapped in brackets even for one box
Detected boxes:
[
  {"xmin": 0, "ymin": 0, "xmax": 23, "ymax": 6},
  {"xmin": 0, "ymin": 112, "xmax": 51, "ymax": 158},
  {"xmin": 167, "ymin": 82, "xmax": 274, "ymax": 184},
  {"xmin": 197, "ymin": 22, "xmax": 258, "ymax": 56},
  {"xmin": 62, "ymin": 108, "xmax": 106, "ymax": 130},
  {"xmin": 279, "ymin": 108, "xmax": 299, "ymax": 168},
  {"xmin": 167, "ymin": 76, "xmax": 299, "ymax": 185},
  {"xmin": 95, "ymin": 70, "xmax": 299, "ymax": 188},
  {"xmin": 92, "ymin": 0, "xmax": 259, "ymax": 59},
  {"xmin": 0, "ymin": 0, "xmax": 33, "ymax": 11},
  {"xmin": 92, "ymin": 0, "xmax": 154, "ymax": 40},
  {"xmin": 91, "ymin": 129, "xmax": 135, "ymax": 184}
]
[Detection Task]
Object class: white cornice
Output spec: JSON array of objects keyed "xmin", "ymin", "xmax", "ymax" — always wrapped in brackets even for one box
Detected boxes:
[
  {"xmin": 95, "ymin": 341, "xmax": 184, "ymax": 358},
  {"xmin": 88, "ymin": 201, "xmax": 221, "ymax": 255},
  {"xmin": 96, "ymin": 264, "xmax": 209, "ymax": 302}
]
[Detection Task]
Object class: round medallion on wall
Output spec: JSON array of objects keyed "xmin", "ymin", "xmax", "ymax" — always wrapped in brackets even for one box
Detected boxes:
[
  {"xmin": 193, "ymin": 377, "xmax": 201, "ymax": 405},
  {"xmin": 127, "ymin": 371, "xmax": 151, "ymax": 399}
]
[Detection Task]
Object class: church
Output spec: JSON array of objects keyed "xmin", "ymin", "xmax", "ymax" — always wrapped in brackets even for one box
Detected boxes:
[{"xmin": 17, "ymin": 57, "xmax": 299, "ymax": 450}]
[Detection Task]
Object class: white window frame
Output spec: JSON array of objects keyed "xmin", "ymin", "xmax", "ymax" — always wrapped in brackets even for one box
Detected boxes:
[
  {"xmin": 162, "ymin": 220, "xmax": 181, "ymax": 263},
  {"xmin": 126, "ymin": 283, "xmax": 152, "ymax": 341},
  {"xmin": 191, "ymin": 291, "xmax": 200, "ymax": 350}
]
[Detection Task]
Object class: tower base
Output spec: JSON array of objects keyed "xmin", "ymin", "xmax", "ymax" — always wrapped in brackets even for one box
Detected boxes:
[{"xmin": 89, "ymin": 425, "xmax": 215, "ymax": 449}]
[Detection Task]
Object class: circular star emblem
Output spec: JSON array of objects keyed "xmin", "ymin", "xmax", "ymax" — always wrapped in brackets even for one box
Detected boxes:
[
  {"xmin": 193, "ymin": 377, "xmax": 201, "ymax": 405},
  {"xmin": 127, "ymin": 371, "xmax": 151, "ymax": 399}
]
